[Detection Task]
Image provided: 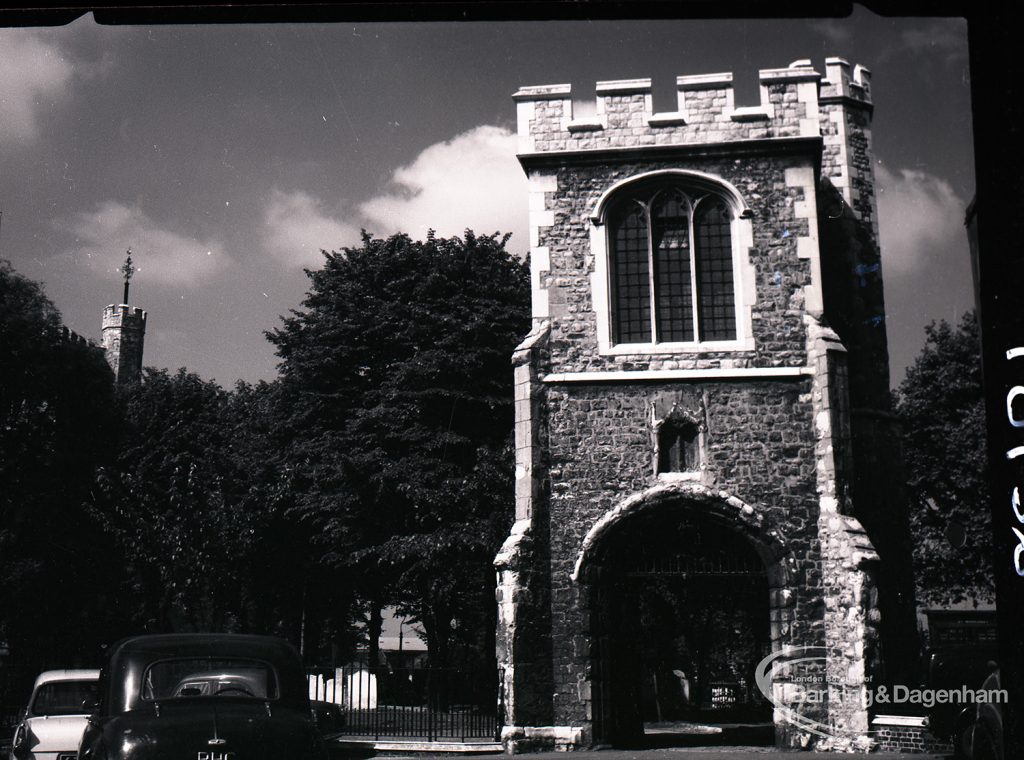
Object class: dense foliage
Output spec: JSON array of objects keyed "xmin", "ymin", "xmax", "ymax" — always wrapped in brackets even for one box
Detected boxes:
[
  {"xmin": 268, "ymin": 231, "xmax": 530, "ymax": 665},
  {"xmin": 894, "ymin": 311, "xmax": 993, "ymax": 607},
  {"xmin": 0, "ymin": 260, "xmax": 123, "ymax": 665},
  {"xmin": 0, "ymin": 231, "xmax": 529, "ymax": 675}
]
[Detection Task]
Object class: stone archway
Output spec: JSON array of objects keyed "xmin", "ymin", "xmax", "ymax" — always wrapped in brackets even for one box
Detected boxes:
[{"xmin": 572, "ymin": 483, "xmax": 801, "ymax": 748}]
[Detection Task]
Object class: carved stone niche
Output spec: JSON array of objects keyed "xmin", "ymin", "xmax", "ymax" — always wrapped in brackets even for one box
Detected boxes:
[{"xmin": 651, "ymin": 399, "xmax": 706, "ymax": 480}]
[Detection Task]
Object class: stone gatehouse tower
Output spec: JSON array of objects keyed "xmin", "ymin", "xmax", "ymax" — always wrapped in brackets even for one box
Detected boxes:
[{"xmin": 495, "ymin": 58, "xmax": 918, "ymax": 752}]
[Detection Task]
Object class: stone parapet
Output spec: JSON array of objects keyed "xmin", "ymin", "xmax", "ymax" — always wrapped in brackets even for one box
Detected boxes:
[
  {"xmin": 102, "ymin": 303, "xmax": 148, "ymax": 329},
  {"xmin": 59, "ymin": 325, "xmax": 95, "ymax": 348},
  {"xmin": 820, "ymin": 57, "xmax": 873, "ymax": 108},
  {"xmin": 514, "ymin": 58, "xmax": 875, "ymax": 156}
]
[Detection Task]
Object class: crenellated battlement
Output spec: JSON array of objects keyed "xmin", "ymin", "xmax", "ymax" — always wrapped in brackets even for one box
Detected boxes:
[
  {"xmin": 59, "ymin": 325, "xmax": 96, "ymax": 348},
  {"xmin": 514, "ymin": 57, "xmax": 872, "ymax": 156},
  {"xmin": 102, "ymin": 303, "xmax": 148, "ymax": 328},
  {"xmin": 820, "ymin": 56, "xmax": 872, "ymax": 105}
]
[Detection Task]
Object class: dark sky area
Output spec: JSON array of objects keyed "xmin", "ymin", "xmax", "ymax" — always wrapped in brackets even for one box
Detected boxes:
[{"xmin": 0, "ymin": 8, "xmax": 974, "ymax": 387}]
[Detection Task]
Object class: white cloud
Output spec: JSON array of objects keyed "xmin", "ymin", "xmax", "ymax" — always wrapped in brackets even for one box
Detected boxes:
[
  {"xmin": 900, "ymin": 20, "xmax": 968, "ymax": 65},
  {"xmin": 263, "ymin": 189, "xmax": 362, "ymax": 268},
  {"xmin": 806, "ymin": 19, "xmax": 852, "ymax": 45},
  {"xmin": 261, "ymin": 126, "xmax": 530, "ymax": 268},
  {"xmin": 0, "ymin": 31, "xmax": 74, "ymax": 144},
  {"xmin": 359, "ymin": 125, "xmax": 529, "ymax": 254},
  {"xmin": 65, "ymin": 201, "xmax": 231, "ymax": 286},
  {"xmin": 876, "ymin": 163, "xmax": 967, "ymax": 276}
]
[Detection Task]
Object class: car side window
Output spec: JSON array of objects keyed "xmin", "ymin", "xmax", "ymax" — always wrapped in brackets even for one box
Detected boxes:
[{"xmin": 30, "ymin": 680, "xmax": 98, "ymax": 717}]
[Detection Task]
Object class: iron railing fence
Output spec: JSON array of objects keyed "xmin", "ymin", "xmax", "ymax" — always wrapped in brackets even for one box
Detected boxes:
[{"xmin": 308, "ymin": 665, "xmax": 502, "ymax": 742}]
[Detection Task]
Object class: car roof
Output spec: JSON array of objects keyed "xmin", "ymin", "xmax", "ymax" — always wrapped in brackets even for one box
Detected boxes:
[
  {"xmin": 109, "ymin": 633, "xmax": 296, "ymax": 659},
  {"xmin": 33, "ymin": 669, "xmax": 101, "ymax": 688},
  {"xmin": 103, "ymin": 634, "xmax": 308, "ymax": 713}
]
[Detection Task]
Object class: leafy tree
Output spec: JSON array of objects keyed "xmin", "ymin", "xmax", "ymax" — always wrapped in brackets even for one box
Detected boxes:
[
  {"xmin": 267, "ymin": 230, "xmax": 530, "ymax": 665},
  {"xmin": 227, "ymin": 379, "xmax": 360, "ymax": 660},
  {"xmin": 87, "ymin": 367, "xmax": 355, "ymax": 655},
  {"xmin": 0, "ymin": 260, "xmax": 122, "ymax": 665},
  {"xmin": 92, "ymin": 369, "xmax": 244, "ymax": 630},
  {"xmin": 894, "ymin": 311, "xmax": 993, "ymax": 607}
]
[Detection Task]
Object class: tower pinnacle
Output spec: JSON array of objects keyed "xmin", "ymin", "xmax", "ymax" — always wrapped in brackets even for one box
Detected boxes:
[
  {"xmin": 119, "ymin": 248, "xmax": 134, "ymax": 305},
  {"xmin": 103, "ymin": 248, "xmax": 146, "ymax": 384}
]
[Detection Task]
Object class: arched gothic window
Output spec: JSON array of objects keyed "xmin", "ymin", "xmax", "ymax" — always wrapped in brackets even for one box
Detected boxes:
[{"xmin": 608, "ymin": 185, "xmax": 736, "ymax": 345}]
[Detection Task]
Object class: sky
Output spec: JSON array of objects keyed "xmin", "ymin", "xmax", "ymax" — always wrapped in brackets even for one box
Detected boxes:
[{"xmin": 0, "ymin": 8, "xmax": 975, "ymax": 388}]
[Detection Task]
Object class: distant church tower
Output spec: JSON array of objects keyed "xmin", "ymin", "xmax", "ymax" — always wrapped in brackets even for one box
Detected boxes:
[{"xmin": 102, "ymin": 249, "xmax": 147, "ymax": 384}]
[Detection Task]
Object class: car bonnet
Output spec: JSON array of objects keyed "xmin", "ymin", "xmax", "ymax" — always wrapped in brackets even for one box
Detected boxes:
[{"xmin": 23, "ymin": 715, "xmax": 91, "ymax": 753}]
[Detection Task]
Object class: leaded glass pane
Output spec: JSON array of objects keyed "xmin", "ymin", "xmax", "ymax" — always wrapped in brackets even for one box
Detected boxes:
[
  {"xmin": 652, "ymin": 189, "xmax": 693, "ymax": 342},
  {"xmin": 610, "ymin": 201, "xmax": 651, "ymax": 343},
  {"xmin": 694, "ymin": 198, "xmax": 736, "ymax": 340}
]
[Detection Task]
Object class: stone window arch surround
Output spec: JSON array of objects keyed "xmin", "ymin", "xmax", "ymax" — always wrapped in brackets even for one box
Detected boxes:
[
  {"xmin": 570, "ymin": 481, "xmax": 792, "ymax": 591},
  {"xmin": 588, "ymin": 169, "xmax": 758, "ymax": 356}
]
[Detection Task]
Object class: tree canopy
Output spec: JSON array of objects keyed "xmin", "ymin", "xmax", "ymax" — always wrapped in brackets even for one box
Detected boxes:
[
  {"xmin": 92, "ymin": 369, "xmax": 258, "ymax": 631},
  {"xmin": 267, "ymin": 230, "xmax": 531, "ymax": 664},
  {"xmin": 0, "ymin": 260, "xmax": 122, "ymax": 664},
  {"xmin": 894, "ymin": 311, "xmax": 993, "ymax": 607},
  {"xmin": 0, "ymin": 230, "xmax": 531, "ymax": 671},
  {"xmin": 88, "ymin": 369, "xmax": 353, "ymax": 652}
]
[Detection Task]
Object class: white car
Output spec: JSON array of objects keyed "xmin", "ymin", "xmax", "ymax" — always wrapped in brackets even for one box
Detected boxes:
[{"xmin": 9, "ymin": 669, "xmax": 100, "ymax": 760}]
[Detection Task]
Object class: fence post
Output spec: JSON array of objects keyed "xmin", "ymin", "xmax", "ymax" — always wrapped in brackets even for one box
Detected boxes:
[{"xmin": 496, "ymin": 667, "xmax": 505, "ymax": 743}]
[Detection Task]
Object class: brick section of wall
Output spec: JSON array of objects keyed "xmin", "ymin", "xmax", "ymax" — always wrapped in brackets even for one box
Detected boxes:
[{"xmin": 873, "ymin": 725, "xmax": 954, "ymax": 754}]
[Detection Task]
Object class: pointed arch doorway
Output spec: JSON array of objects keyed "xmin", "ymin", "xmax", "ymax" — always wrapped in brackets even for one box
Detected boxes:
[{"xmin": 578, "ymin": 492, "xmax": 783, "ymax": 748}]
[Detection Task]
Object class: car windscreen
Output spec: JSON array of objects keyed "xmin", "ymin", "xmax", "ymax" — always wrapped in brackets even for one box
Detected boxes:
[
  {"xmin": 141, "ymin": 658, "xmax": 278, "ymax": 701},
  {"xmin": 30, "ymin": 679, "xmax": 98, "ymax": 716}
]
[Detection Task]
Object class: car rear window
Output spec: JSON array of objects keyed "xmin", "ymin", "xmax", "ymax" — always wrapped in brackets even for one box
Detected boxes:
[
  {"xmin": 31, "ymin": 680, "xmax": 98, "ymax": 716},
  {"xmin": 141, "ymin": 658, "xmax": 278, "ymax": 701}
]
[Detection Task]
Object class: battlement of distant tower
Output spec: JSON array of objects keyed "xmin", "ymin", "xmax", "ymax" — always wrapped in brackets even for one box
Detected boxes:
[
  {"xmin": 102, "ymin": 303, "xmax": 148, "ymax": 329},
  {"xmin": 58, "ymin": 325, "xmax": 96, "ymax": 348},
  {"xmin": 513, "ymin": 57, "xmax": 871, "ymax": 155}
]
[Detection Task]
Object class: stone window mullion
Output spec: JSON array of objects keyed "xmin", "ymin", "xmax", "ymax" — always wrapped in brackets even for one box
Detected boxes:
[
  {"xmin": 686, "ymin": 194, "xmax": 700, "ymax": 341},
  {"xmin": 644, "ymin": 200, "xmax": 658, "ymax": 343}
]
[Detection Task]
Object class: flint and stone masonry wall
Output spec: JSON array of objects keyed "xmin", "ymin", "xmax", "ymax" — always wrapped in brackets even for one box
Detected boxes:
[{"xmin": 496, "ymin": 57, "xmax": 913, "ymax": 753}]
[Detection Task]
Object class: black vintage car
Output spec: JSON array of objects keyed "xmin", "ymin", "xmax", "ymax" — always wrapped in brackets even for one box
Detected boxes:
[{"xmin": 78, "ymin": 634, "xmax": 328, "ymax": 760}]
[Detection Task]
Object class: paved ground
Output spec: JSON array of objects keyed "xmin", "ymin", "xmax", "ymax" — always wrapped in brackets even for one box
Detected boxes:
[
  {"xmin": 329, "ymin": 745, "xmax": 951, "ymax": 760},
  {"xmin": 497, "ymin": 751, "xmax": 948, "ymax": 759},
  {"xmin": 337, "ymin": 750, "xmax": 950, "ymax": 759}
]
